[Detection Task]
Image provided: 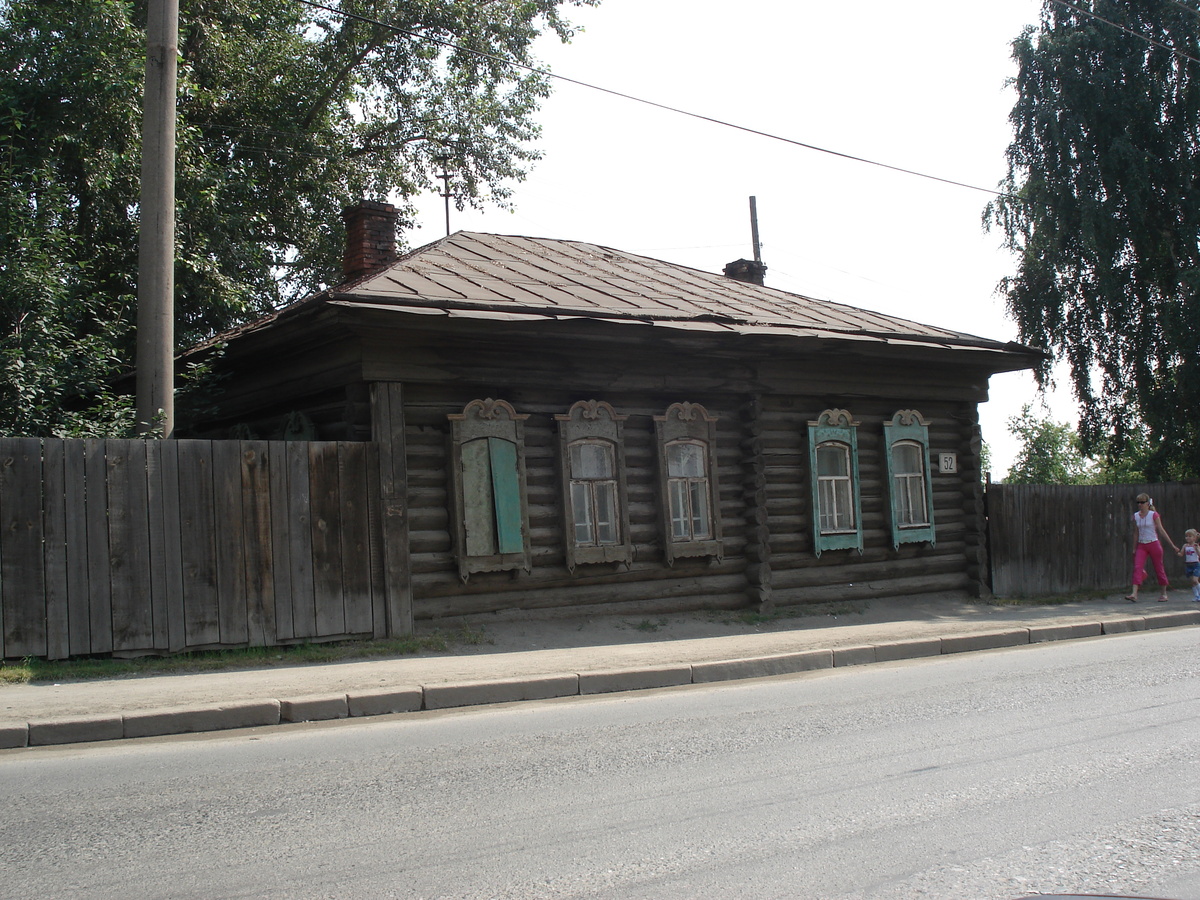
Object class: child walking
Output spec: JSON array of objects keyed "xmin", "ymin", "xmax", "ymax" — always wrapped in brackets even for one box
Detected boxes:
[
  {"xmin": 1126, "ymin": 493, "xmax": 1179, "ymax": 602},
  {"xmin": 1180, "ymin": 528, "xmax": 1200, "ymax": 602}
]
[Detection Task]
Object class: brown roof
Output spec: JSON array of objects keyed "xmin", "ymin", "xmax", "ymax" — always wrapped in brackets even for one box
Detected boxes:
[
  {"xmin": 191, "ymin": 231, "xmax": 1040, "ymax": 368},
  {"xmin": 326, "ymin": 232, "xmax": 1031, "ymax": 357}
]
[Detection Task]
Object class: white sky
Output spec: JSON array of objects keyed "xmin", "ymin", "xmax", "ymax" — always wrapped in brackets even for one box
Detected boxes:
[{"xmin": 407, "ymin": 0, "xmax": 1075, "ymax": 476}]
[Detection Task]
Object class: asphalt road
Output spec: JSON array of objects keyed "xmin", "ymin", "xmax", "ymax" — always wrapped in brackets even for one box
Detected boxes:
[{"xmin": 3, "ymin": 629, "xmax": 1198, "ymax": 900}]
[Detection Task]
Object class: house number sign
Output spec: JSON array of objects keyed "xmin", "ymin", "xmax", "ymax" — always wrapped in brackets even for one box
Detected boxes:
[{"xmin": 938, "ymin": 452, "xmax": 958, "ymax": 474}]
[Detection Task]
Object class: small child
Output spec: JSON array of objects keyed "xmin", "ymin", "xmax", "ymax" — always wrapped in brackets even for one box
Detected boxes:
[{"xmin": 1180, "ymin": 529, "xmax": 1200, "ymax": 602}]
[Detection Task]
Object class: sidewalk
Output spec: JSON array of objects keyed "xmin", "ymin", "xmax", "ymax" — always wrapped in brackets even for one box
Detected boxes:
[{"xmin": 3, "ymin": 591, "xmax": 1199, "ymax": 749}]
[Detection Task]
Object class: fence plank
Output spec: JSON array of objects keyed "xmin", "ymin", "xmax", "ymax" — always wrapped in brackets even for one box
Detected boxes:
[
  {"xmin": 178, "ymin": 440, "xmax": 220, "ymax": 647},
  {"xmin": 155, "ymin": 440, "xmax": 187, "ymax": 652},
  {"xmin": 0, "ymin": 438, "xmax": 47, "ymax": 657},
  {"xmin": 310, "ymin": 442, "xmax": 345, "ymax": 636},
  {"xmin": 213, "ymin": 440, "xmax": 248, "ymax": 646},
  {"xmin": 107, "ymin": 440, "xmax": 155, "ymax": 651},
  {"xmin": 268, "ymin": 441, "xmax": 295, "ymax": 640},
  {"xmin": 241, "ymin": 442, "xmax": 275, "ymax": 646},
  {"xmin": 62, "ymin": 440, "xmax": 90, "ymax": 656},
  {"xmin": 339, "ymin": 442, "xmax": 373, "ymax": 636},
  {"xmin": 42, "ymin": 440, "xmax": 70, "ymax": 659},
  {"xmin": 287, "ymin": 441, "xmax": 316, "ymax": 639},
  {"xmin": 84, "ymin": 440, "xmax": 113, "ymax": 654}
]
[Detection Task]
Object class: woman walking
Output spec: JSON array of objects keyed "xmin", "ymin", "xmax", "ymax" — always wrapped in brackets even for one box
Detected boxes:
[{"xmin": 1126, "ymin": 493, "xmax": 1179, "ymax": 602}]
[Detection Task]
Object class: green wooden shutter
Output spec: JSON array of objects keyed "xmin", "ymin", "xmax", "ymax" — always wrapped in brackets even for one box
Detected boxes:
[
  {"xmin": 488, "ymin": 437, "xmax": 523, "ymax": 554},
  {"xmin": 461, "ymin": 439, "xmax": 497, "ymax": 556}
]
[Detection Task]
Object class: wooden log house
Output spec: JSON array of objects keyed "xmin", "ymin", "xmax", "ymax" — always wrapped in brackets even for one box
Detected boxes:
[{"xmin": 179, "ymin": 200, "xmax": 1042, "ymax": 626}]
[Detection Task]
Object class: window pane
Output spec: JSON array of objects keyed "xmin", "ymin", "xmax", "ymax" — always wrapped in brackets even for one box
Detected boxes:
[
  {"xmin": 570, "ymin": 441, "xmax": 614, "ymax": 479},
  {"xmin": 571, "ymin": 481, "xmax": 594, "ymax": 544},
  {"xmin": 900, "ymin": 474, "xmax": 928, "ymax": 526},
  {"xmin": 818, "ymin": 476, "xmax": 854, "ymax": 532},
  {"xmin": 667, "ymin": 441, "xmax": 706, "ymax": 478},
  {"xmin": 894, "ymin": 443, "xmax": 922, "ymax": 475},
  {"xmin": 816, "ymin": 444, "xmax": 848, "ymax": 477},
  {"xmin": 668, "ymin": 480, "xmax": 690, "ymax": 539},
  {"xmin": 594, "ymin": 482, "xmax": 618, "ymax": 544},
  {"xmin": 689, "ymin": 479, "xmax": 711, "ymax": 539}
]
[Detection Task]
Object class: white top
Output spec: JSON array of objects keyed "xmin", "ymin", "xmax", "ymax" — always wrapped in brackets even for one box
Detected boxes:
[{"xmin": 1134, "ymin": 510, "xmax": 1160, "ymax": 544}]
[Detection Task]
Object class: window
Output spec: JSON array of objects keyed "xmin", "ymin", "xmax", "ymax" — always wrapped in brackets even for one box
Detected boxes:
[
  {"xmin": 808, "ymin": 409, "xmax": 863, "ymax": 556},
  {"xmin": 655, "ymin": 402, "xmax": 723, "ymax": 565},
  {"xmin": 666, "ymin": 440, "xmax": 712, "ymax": 541},
  {"xmin": 448, "ymin": 399, "xmax": 531, "ymax": 580},
  {"xmin": 555, "ymin": 401, "xmax": 632, "ymax": 570},
  {"xmin": 884, "ymin": 410, "xmax": 935, "ymax": 548}
]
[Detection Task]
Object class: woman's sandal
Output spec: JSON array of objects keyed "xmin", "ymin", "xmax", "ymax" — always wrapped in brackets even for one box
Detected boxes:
[
  {"xmin": 1158, "ymin": 595, "xmax": 1169, "ymax": 602},
  {"xmin": 1125, "ymin": 595, "xmax": 1138, "ymax": 602}
]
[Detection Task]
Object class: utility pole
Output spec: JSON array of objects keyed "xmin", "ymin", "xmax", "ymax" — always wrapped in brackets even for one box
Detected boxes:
[{"xmin": 136, "ymin": 0, "xmax": 178, "ymax": 438}]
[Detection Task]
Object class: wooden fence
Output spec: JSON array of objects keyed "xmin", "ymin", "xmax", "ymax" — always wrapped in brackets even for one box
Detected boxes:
[
  {"xmin": 0, "ymin": 438, "xmax": 395, "ymax": 660},
  {"xmin": 986, "ymin": 482, "xmax": 1200, "ymax": 597}
]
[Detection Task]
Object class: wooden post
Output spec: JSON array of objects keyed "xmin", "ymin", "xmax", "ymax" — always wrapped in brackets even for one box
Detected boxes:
[
  {"xmin": 372, "ymin": 382, "xmax": 413, "ymax": 636},
  {"xmin": 136, "ymin": 0, "xmax": 178, "ymax": 437}
]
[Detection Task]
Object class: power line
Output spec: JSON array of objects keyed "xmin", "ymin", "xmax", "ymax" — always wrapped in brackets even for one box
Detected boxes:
[{"xmin": 292, "ymin": 0, "xmax": 1018, "ymax": 202}]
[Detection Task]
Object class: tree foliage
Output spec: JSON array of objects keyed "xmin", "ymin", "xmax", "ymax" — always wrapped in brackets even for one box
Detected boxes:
[
  {"xmin": 1004, "ymin": 404, "xmax": 1096, "ymax": 484},
  {"xmin": 0, "ymin": 0, "xmax": 594, "ymax": 435},
  {"xmin": 987, "ymin": 0, "xmax": 1200, "ymax": 480}
]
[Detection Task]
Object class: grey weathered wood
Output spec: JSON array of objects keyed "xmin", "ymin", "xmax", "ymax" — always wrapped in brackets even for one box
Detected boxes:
[
  {"xmin": 108, "ymin": 440, "xmax": 155, "ymax": 651},
  {"xmin": 286, "ymin": 440, "xmax": 317, "ymax": 638},
  {"xmin": 339, "ymin": 441, "xmax": 373, "ymax": 635},
  {"xmin": 84, "ymin": 439, "xmax": 113, "ymax": 654},
  {"xmin": 42, "ymin": 439, "xmax": 70, "ymax": 659},
  {"xmin": 177, "ymin": 440, "xmax": 220, "ymax": 646},
  {"xmin": 0, "ymin": 439, "xmax": 47, "ymax": 657},
  {"xmin": 212, "ymin": 440, "xmax": 247, "ymax": 645},
  {"xmin": 268, "ymin": 440, "xmax": 295, "ymax": 640},
  {"xmin": 240, "ymin": 442, "xmax": 274, "ymax": 646},
  {"xmin": 63, "ymin": 439, "xmax": 91, "ymax": 656},
  {"xmin": 157, "ymin": 439, "xmax": 187, "ymax": 653},
  {"xmin": 309, "ymin": 441, "xmax": 345, "ymax": 636}
]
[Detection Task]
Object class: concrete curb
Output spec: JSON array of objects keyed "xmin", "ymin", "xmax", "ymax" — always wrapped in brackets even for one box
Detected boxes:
[{"xmin": 5, "ymin": 611, "xmax": 1198, "ymax": 749}]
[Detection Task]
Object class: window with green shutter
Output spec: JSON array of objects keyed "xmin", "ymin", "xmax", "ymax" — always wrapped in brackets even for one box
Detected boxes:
[
  {"xmin": 448, "ymin": 399, "xmax": 531, "ymax": 580},
  {"xmin": 808, "ymin": 409, "xmax": 863, "ymax": 556},
  {"xmin": 883, "ymin": 410, "xmax": 935, "ymax": 548}
]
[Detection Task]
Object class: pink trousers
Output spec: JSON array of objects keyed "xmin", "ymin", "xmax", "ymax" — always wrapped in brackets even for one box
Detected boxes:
[{"xmin": 1132, "ymin": 540, "xmax": 1169, "ymax": 586}]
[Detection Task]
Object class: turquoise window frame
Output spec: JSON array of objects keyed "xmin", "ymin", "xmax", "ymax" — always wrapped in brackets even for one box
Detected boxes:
[
  {"xmin": 807, "ymin": 409, "xmax": 863, "ymax": 557},
  {"xmin": 883, "ymin": 410, "xmax": 936, "ymax": 549}
]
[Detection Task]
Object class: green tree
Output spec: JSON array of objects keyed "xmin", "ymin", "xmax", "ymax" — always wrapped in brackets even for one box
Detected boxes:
[
  {"xmin": 1004, "ymin": 404, "xmax": 1095, "ymax": 484},
  {"xmin": 986, "ymin": 0, "xmax": 1200, "ymax": 481},
  {"xmin": 0, "ymin": 0, "xmax": 595, "ymax": 436}
]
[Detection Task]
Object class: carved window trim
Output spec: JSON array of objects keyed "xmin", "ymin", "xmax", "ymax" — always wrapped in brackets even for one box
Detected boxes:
[
  {"xmin": 655, "ymin": 402, "xmax": 723, "ymax": 566},
  {"xmin": 884, "ymin": 409, "xmax": 936, "ymax": 549},
  {"xmin": 808, "ymin": 408, "xmax": 863, "ymax": 556},
  {"xmin": 447, "ymin": 399, "xmax": 531, "ymax": 581},
  {"xmin": 555, "ymin": 400, "xmax": 632, "ymax": 571}
]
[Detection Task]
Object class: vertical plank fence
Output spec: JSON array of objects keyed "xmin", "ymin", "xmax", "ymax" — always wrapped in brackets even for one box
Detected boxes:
[
  {"xmin": 0, "ymin": 438, "xmax": 389, "ymax": 660},
  {"xmin": 987, "ymin": 482, "xmax": 1200, "ymax": 597}
]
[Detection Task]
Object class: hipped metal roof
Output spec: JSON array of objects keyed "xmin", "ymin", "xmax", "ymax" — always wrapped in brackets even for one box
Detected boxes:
[{"xmin": 207, "ymin": 231, "xmax": 1041, "ymax": 367}]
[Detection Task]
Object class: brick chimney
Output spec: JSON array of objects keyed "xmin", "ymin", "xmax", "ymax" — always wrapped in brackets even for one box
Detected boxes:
[
  {"xmin": 723, "ymin": 258, "xmax": 767, "ymax": 286},
  {"xmin": 342, "ymin": 200, "xmax": 399, "ymax": 283}
]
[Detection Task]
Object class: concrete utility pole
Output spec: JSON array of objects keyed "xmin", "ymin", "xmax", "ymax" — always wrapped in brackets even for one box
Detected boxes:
[{"xmin": 136, "ymin": 0, "xmax": 179, "ymax": 438}]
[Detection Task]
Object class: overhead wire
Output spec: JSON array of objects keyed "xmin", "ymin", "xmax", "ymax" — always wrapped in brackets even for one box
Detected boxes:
[{"xmin": 292, "ymin": 0, "xmax": 1021, "ymax": 202}]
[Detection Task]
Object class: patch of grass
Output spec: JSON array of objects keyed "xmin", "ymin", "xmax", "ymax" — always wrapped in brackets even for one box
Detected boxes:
[{"xmin": 0, "ymin": 627, "xmax": 490, "ymax": 686}]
